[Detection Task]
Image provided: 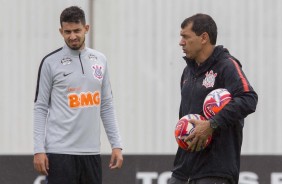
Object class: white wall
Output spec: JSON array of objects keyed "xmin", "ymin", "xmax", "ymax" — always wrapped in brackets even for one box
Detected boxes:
[
  {"xmin": 1, "ymin": 0, "xmax": 281, "ymax": 155},
  {"xmin": 0, "ymin": 0, "xmax": 91, "ymax": 154}
]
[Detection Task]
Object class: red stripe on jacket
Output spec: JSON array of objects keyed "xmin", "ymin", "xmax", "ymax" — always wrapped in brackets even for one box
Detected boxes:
[{"xmin": 229, "ymin": 58, "xmax": 250, "ymax": 92}]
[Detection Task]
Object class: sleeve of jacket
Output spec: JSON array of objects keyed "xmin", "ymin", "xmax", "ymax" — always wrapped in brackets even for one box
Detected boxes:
[
  {"xmin": 179, "ymin": 67, "xmax": 186, "ymax": 119},
  {"xmin": 33, "ymin": 59, "xmax": 53, "ymax": 154},
  {"xmin": 100, "ymin": 57, "xmax": 123, "ymax": 149},
  {"xmin": 213, "ymin": 57, "xmax": 258, "ymax": 128}
]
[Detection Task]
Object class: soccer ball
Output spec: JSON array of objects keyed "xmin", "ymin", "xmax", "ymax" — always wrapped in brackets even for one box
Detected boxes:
[
  {"xmin": 203, "ymin": 88, "xmax": 231, "ymax": 119},
  {"xmin": 174, "ymin": 114, "xmax": 212, "ymax": 151}
]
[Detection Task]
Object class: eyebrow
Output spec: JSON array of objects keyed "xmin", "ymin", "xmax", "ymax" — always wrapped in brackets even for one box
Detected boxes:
[
  {"xmin": 180, "ymin": 32, "xmax": 188, "ymax": 37},
  {"xmin": 64, "ymin": 28, "xmax": 81, "ymax": 32}
]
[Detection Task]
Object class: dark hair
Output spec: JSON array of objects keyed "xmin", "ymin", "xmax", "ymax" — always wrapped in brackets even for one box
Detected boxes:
[
  {"xmin": 181, "ymin": 13, "xmax": 217, "ymax": 45},
  {"xmin": 60, "ymin": 6, "xmax": 86, "ymax": 26}
]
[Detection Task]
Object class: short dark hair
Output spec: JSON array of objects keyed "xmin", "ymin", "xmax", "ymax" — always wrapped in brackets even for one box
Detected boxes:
[
  {"xmin": 181, "ymin": 13, "xmax": 217, "ymax": 45},
  {"xmin": 60, "ymin": 6, "xmax": 86, "ymax": 26}
]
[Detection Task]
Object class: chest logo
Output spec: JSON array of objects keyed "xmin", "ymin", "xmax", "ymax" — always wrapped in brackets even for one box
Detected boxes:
[
  {"xmin": 89, "ymin": 54, "xmax": 97, "ymax": 61},
  {"xmin": 92, "ymin": 65, "xmax": 103, "ymax": 80},
  {"xmin": 68, "ymin": 91, "xmax": 100, "ymax": 108},
  {"xmin": 61, "ymin": 57, "xmax": 72, "ymax": 65},
  {"xmin": 202, "ymin": 70, "xmax": 217, "ymax": 88}
]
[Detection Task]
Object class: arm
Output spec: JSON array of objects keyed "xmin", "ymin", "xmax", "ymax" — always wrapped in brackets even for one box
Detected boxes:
[
  {"xmin": 33, "ymin": 59, "xmax": 52, "ymax": 175},
  {"xmin": 100, "ymin": 62, "xmax": 123, "ymax": 169},
  {"xmin": 186, "ymin": 57, "xmax": 258, "ymax": 151},
  {"xmin": 213, "ymin": 57, "xmax": 258, "ymax": 128}
]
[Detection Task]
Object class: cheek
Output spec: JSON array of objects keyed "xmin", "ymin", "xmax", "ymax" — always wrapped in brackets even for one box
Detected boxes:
[
  {"xmin": 187, "ymin": 40, "xmax": 194, "ymax": 48},
  {"xmin": 62, "ymin": 35, "xmax": 69, "ymax": 40},
  {"xmin": 79, "ymin": 33, "xmax": 86, "ymax": 39}
]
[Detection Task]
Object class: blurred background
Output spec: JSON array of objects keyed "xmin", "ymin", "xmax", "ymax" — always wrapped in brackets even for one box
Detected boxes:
[{"xmin": 0, "ymin": 0, "xmax": 281, "ymax": 156}]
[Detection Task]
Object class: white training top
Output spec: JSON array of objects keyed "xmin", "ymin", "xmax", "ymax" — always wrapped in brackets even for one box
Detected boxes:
[{"xmin": 33, "ymin": 45, "xmax": 122, "ymax": 155}]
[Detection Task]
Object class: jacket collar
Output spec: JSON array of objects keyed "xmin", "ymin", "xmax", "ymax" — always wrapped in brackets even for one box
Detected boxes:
[
  {"xmin": 186, "ymin": 45, "xmax": 230, "ymax": 66},
  {"xmin": 63, "ymin": 44, "xmax": 88, "ymax": 57}
]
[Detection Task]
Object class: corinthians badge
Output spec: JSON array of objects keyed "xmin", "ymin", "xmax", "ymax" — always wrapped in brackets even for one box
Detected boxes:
[
  {"xmin": 92, "ymin": 65, "xmax": 103, "ymax": 80},
  {"xmin": 202, "ymin": 70, "xmax": 217, "ymax": 88}
]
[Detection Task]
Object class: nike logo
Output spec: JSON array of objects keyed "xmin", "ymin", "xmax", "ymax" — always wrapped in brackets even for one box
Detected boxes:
[{"xmin": 63, "ymin": 72, "xmax": 73, "ymax": 77}]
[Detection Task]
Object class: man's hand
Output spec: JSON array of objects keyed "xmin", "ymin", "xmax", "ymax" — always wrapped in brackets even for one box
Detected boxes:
[
  {"xmin": 109, "ymin": 148, "xmax": 123, "ymax": 169},
  {"xmin": 185, "ymin": 119, "xmax": 214, "ymax": 152},
  {"xmin": 33, "ymin": 153, "xmax": 49, "ymax": 175}
]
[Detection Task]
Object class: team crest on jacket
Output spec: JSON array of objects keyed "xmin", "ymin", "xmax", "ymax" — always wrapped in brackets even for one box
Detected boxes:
[
  {"xmin": 92, "ymin": 65, "xmax": 103, "ymax": 80},
  {"xmin": 202, "ymin": 70, "xmax": 217, "ymax": 88}
]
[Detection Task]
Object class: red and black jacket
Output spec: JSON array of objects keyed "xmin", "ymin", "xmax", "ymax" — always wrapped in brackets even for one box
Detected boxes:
[{"xmin": 172, "ymin": 45, "xmax": 258, "ymax": 184}]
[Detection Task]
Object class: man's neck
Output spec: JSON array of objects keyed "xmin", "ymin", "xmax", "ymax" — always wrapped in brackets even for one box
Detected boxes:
[{"xmin": 195, "ymin": 45, "xmax": 215, "ymax": 65}]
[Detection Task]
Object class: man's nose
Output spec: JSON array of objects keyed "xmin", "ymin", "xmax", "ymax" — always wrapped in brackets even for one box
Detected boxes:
[
  {"xmin": 179, "ymin": 39, "xmax": 185, "ymax": 46},
  {"xmin": 70, "ymin": 32, "xmax": 76, "ymax": 40}
]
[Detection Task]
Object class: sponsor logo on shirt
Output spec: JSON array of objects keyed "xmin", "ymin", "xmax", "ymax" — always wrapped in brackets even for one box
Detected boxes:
[
  {"xmin": 202, "ymin": 70, "xmax": 217, "ymax": 88},
  {"xmin": 68, "ymin": 91, "xmax": 100, "ymax": 108},
  {"xmin": 61, "ymin": 57, "xmax": 72, "ymax": 65},
  {"xmin": 67, "ymin": 87, "xmax": 82, "ymax": 92},
  {"xmin": 88, "ymin": 54, "xmax": 98, "ymax": 61}
]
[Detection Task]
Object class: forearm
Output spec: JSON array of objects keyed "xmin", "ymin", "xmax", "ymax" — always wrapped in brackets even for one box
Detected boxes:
[
  {"xmin": 101, "ymin": 98, "xmax": 123, "ymax": 149},
  {"xmin": 33, "ymin": 103, "xmax": 49, "ymax": 153}
]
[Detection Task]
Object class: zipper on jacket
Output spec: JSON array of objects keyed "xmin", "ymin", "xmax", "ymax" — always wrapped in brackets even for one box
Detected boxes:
[
  {"xmin": 189, "ymin": 75, "xmax": 197, "ymax": 111},
  {"xmin": 79, "ymin": 53, "xmax": 85, "ymax": 74}
]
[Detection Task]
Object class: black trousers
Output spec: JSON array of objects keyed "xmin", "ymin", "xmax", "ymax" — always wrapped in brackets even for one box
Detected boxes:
[
  {"xmin": 169, "ymin": 176, "xmax": 231, "ymax": 184},
  {"xmin": 46, "ymin": 153, "xmax": 102, "ymax": 184},
  {"xmin": 189, "ymin": 177, "xmax": 231, "ymax": 184}
]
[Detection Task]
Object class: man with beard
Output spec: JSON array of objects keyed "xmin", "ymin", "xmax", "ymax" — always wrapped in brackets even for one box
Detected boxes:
[{"xmin": 33, "ymin": 6, "xmax": 123, "ymax": 184}]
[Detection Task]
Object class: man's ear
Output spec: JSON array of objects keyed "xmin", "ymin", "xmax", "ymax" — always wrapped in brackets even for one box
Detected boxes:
[
  {"xmin": 85, "ymin": 25, "xmax": 90, "ymax": 33},
  {"xmin": 59, "ymin": 28, "xmax": 63, "ymax": 36},
  {"xmin": 201, "ymin": 32, "xmax": 209, "ymax": 44}
]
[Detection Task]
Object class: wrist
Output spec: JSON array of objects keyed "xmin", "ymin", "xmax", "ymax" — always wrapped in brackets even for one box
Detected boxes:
[{"xmin": 209, "ymin": 118, "xmax": 219, "ymax": 129}]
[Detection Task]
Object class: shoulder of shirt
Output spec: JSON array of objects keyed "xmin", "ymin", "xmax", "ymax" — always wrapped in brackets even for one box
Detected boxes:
[
  {"xmin": 41, "ymin": 47, "xmax": 63, "ymax": 62},
  {"xmin": 86, "ymin": 47, "xmax": 107, "ymax": 61},
  {"xmin": 38, "ymin": 47, "xmax": 63, "ymax": 67}
]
